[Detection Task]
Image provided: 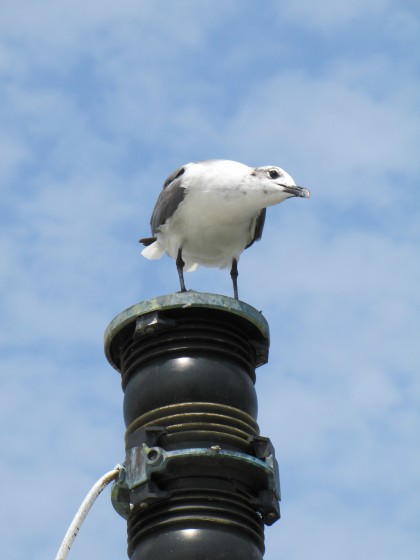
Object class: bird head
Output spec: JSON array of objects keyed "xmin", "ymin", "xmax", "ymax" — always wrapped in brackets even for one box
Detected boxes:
[{"xmin": 250, "ymin": 165, "xmax": 310, "ymax": 205}]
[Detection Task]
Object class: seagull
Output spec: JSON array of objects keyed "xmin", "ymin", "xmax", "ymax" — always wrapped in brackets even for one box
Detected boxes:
[{"xmin": 140, "ymin": 159, "xmax": 310, "ymax": 299}]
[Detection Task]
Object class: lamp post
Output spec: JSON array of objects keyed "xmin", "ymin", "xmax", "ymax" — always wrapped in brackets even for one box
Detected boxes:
[{"xmin": 105, "ymin": 292, "xmax": 280, "ymax": 559}]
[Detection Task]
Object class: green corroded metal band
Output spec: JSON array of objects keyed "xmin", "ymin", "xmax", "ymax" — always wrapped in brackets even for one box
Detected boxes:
[
  {"xmin": 111, "ymin": 443, "xmax": 280, "ymax": 523},
  {"xmin": 104, "ymin": 291, "xmax": 270, "ymax": 371}
]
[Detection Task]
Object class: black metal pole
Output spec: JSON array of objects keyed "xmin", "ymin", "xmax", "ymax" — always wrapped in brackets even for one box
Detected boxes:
[{"xmin": 105, "ymin": 292, "xmax": 280, "ymax": 559}]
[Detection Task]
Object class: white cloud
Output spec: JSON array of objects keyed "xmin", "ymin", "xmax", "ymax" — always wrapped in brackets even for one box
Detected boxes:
[
  {"xmin": 1, "ymin": 1, "xmax": 419, "ymax": 559},
  {"xmin": 276, "ymin": 0, "xmax": 392, "ymax": 31},
  {"xmin": 222, "ymin": 69, "xmax": 420, "ymax": 208},
  {"xmin": 267, "ymin": 494, "xmax": 418, "ymax": 560},
  {"xmin": 0, "ymin": 353, "xmax": 124, "ymax": 559},
  {"xmin": 0, "ymin": 133, "xmax": 30, "ymax": 187},
  {"xmin": 0, "ymin": 0, "xmax": 238, "ymax": 74}
]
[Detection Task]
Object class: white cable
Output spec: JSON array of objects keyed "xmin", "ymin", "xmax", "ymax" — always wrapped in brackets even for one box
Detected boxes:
[{"xmin": 55, "ymin": 466, "xmax": 122, "ymax": 560}]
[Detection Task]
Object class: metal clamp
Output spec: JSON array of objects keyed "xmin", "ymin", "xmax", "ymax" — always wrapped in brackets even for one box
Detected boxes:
[{"xmin": 112, "ymin": 442, "xmax": 280, "ymax": 524}]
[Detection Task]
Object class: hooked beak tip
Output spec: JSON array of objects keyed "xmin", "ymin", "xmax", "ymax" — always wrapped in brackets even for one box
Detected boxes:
[{"xmin": 281, "ymin": 185, "xmax": 311, "ymax": 199}]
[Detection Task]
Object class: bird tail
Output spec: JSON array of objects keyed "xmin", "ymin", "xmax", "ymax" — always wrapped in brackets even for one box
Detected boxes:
[{"xmin": 141, "ymin": 240, "xmax": 166, "ymax": 260}]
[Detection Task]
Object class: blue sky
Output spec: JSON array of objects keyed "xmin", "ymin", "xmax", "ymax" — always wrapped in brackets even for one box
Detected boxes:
[{"xmin": 1, "ymin": 1, "xmax": 419, "ymax": 558}]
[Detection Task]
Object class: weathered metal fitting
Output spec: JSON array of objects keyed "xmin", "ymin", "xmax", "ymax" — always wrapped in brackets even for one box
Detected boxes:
[
  {"xmin": 104, "ymin": 292, "xmax": 270, "ymax": 372},
  {"xmin": 125, "ymin": 426, "xmax": 167, "ymax": 449},
  {"xmin": 134, "ymin": 312, "xmax": 177, "ymax": 338},
  {"xmin": 250, "ymin": 435, "xmax": 276, "ymax": 459},
  {"xmin": 144, "ymin": 446, "xmax": 163, "ymax": 465},
  {"xmin": 112, "ymin": 442, "xmax": 281, "ymax": 524},
  {"xmin": 111, "ymin": 465, "xmax": 131, "ymax": 519}
]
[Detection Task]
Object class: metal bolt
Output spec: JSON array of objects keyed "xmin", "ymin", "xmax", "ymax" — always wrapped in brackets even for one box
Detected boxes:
[{"xmin": 146, "ymin": 447, "xmax": 162, "ymax": 464}]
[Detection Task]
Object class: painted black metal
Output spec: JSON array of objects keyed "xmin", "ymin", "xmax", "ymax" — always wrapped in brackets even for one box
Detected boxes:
[{"xmin": 105, "ymin": 293, "xmax": 279, "ymax": 560}]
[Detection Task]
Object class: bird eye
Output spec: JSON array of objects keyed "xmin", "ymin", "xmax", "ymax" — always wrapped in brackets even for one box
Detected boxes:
[{"xmin": 268, "ymin": 169, "xmax": 280, "ymax": 179}]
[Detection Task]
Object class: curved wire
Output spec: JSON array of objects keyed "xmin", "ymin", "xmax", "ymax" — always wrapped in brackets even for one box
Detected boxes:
[{"xmin": 54, "ymin": 466, "xmax": 122, "ymax": 560}]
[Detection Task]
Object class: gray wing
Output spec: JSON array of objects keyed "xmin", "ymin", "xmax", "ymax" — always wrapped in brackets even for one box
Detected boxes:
[
  {"xmin": 150, "ymin": 166, "xmax": 187, "ymax": 234},
  {"xmin": 245, "ymin": 208, "xmax": 266, "ymax": 249}
]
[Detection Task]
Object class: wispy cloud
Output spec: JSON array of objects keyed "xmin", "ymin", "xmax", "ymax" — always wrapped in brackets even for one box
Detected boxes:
[{"xmin": 1, "ymin": 2, "xmax": 419, "ymax": 559}]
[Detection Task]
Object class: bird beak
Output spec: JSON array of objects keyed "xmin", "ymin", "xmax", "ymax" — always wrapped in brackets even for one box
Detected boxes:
[{"xmin": 281, "ymin": 185, "xmax": 310, "ymax": 199}]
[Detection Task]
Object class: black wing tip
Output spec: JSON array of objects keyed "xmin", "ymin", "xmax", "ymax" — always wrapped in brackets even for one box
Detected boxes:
[
  {"xmin": 163, "ymin": 165, "xmax": 185, "ymax": 189},
  {"xmin": 245, "ymin": 208, "xmax": 266, "ymax": 249},
  {"xmin": 139, "ymin": 237, "xmax": 157, "ymax": 246}
]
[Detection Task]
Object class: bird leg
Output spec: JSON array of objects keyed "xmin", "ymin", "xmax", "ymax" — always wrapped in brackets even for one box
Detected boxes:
[
  {"xmin": 230, "ymin": 258, "xmax": 239, "ymax": 300},
  {"xmin": 176, "ymin": 247, "xmax": 187, "ymax": 292}
]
